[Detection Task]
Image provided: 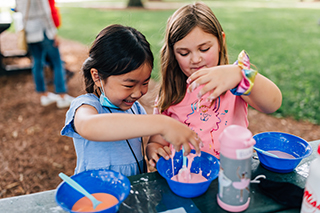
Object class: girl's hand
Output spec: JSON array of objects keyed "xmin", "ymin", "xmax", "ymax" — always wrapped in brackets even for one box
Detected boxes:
[
  {"xmin": 186, "ymin": 65, "xmax": 242, "ymax": 101},
  {"xmin": 146, "ymin": 143, "xmax": 171, "ymax": 169},
  {"xmin": 160, "ymin": 116, "xmax": 201, "ymax": 155},
  {"xmin": 187, "ymin": 65, "xmax": 282, "ymax": 114}
]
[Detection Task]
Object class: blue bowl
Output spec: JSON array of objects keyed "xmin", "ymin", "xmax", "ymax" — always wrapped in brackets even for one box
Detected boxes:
[
  {"xmin": 253, "ymin": 132, "xmax": 312, "ymax": 173},
  {"xmin": 55, "ymin": 169, "xmax": 131, "ymax": 213},
  {"xmin": 157, "ymin": 150, "xmax": 219, "ymax": 198}
]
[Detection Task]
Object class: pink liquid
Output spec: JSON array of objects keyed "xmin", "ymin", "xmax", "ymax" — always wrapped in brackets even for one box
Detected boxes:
[
  {"xmin": 72, "ymin": 193, "xmax": 118, "ymax": 212},
  {"xmin": 170, "ymin": 147, "xmax": 175, "ymax": 177},
  {"xmin": 171, "ymin": 170, "xmax": 207, "ymax": 183},
  {"xmin": 170, "ymin": 151, "xmax": 208, "ymax": 183},
  {"xmin": 268, "ymin": 150, "xmax": 296, "ymax": 159}
]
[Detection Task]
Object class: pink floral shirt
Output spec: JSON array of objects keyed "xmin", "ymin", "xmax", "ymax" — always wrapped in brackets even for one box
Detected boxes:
[{"xmin": 154, "ymin": 85, "xmax": 248, "ymax": 158}]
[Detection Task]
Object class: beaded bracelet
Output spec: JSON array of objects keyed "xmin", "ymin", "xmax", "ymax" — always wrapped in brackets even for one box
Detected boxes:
[{"xmin": 230, "ymin": 50, "xmax": 258, "ymax": 96}]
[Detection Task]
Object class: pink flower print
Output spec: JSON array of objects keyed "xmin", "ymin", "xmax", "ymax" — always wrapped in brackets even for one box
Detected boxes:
[{"xmin": 184, "ymin": 97, "xmax": 221, "ymax": 155}]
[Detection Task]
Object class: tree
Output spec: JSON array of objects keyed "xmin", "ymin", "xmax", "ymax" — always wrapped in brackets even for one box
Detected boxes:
[{"xmin": 127, "ymin": 0, "xmax": 144, "ymax": 7}]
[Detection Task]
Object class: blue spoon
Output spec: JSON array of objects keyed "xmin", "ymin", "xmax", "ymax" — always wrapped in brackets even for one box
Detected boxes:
[
  {"xmin": 177, "ymin": 147, "xmax": 190, "ymax": 182},
  {"xmin": 182, "ymin": 147, "xmax": 187, "ymax": 167},
  {"xmin": 254, "ymin": 147, "xmax": 279, "ymax": 158},
  {"xmin": 59, "ymin": 173, "xmax": 102, "ymax": 209}
]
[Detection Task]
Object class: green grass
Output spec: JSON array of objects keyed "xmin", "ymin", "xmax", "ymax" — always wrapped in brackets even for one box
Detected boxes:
[
  {"xmin": 213, "ymin": 7, "xmax": 320, "ymax": 123},
  {"xmin": 55, "ymin": 5, "xmax": 320, "ymax": 124},
  {"xmin": 58, "ymin": 7, "xmax": 172, "ymax": 80}
]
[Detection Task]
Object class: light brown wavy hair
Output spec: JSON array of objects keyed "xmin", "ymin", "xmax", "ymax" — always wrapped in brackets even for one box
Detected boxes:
[{"xmin": 157, "ymin": 2, "xmax": 229, "ymax": 113}]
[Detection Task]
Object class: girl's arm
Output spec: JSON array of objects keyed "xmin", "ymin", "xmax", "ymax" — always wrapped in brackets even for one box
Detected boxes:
[
  {"xmin": 241, "ymin": 73, "xmax": 282, "ymax": 113},
  {"xmin": 74, "ymin": 104, "xmax": 201, "ymax": 155},
  {"xmin": 187, "ymin": 65, "xmax": 282, "ymax": 114}
]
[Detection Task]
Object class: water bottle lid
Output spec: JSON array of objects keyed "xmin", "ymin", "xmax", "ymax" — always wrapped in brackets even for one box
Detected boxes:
[
  {"xmin": 219, "ymin": 125, "xmax": 255, "ymax": 148},
  {"xmin": 219, "ymin": 125, "xmax": 255, "ymax": 159}
]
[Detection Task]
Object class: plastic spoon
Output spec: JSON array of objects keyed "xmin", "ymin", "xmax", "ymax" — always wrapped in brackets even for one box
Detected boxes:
[
  {"xmin": 177, "ymin": 147, "xmax": 191, "ymax": 182},
  {"xmin": 59, "ymin": 172, "xmax": 102, "ymax": 209},
  {"xmin": 254, "ymin": 147, "xmax": 279, "ymax": 158},
  {"xmin": 182, "ymin": 147, "xmax": 187, "ymax": 167}
]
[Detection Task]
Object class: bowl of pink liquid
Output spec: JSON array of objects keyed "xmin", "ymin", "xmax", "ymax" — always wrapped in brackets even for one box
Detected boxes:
[
  {"xmin": 157, "ymin": 150, "xmax": 220, "ymax": 198},
  {"xmin": 253, "ymin": 132, "xmax": 312, "ymax": 173},
  {"xmin": 55, "ymin": 169, "xmax": 131, "ymax": 213}
]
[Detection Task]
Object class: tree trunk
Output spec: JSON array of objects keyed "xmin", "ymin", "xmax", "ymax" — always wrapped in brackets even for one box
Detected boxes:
[{"xmin": 127, "ymin": 0, "xmax": 144, "ymax": 7}]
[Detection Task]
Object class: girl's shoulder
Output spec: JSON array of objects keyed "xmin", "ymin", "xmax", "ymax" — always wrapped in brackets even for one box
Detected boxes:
[
  {"xmin": 74, "ymin": 93, "xmax": 99, "ymax": 105},
  {"xmin": 74, "ymin": 93, "xmax": 99, "ymax": 102},
  {"xmin": 71, "ymin": 93, "xmax": 103, "ymax": 112}
]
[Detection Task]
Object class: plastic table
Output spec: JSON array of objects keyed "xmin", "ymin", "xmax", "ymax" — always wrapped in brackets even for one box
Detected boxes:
[{"xmin": 0, "ymin": 140, "xmax": 318, "ymax": 213}]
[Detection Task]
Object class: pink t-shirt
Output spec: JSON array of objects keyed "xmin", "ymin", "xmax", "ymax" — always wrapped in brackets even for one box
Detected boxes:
[{"xmin": 154, "ymin": 85, "xmax": 248, "ymax": 158}]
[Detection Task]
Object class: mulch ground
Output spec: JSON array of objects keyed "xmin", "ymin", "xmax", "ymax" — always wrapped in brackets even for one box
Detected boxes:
[{"xmin": 1, "ymin": 31, "xmax": 320, "ymax": 199}]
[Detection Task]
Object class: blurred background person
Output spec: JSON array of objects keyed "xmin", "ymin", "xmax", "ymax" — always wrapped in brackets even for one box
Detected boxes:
[
  {"xmin": 46, "ymin": 0, "xmax": 74, "ymax": 84},
  {"xmin": 15, "ymin": 0, "xmax": 74, "ymax": 108}
]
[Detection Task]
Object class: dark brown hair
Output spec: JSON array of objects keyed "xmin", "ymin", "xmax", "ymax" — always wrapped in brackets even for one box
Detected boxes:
[{"xmin": 82, "ymin": 24, "xmax": 154, "ymax": 93}]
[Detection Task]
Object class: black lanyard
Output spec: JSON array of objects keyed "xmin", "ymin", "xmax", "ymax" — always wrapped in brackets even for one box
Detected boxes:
[{"xmin": 105, "ymin": 107, "xmax": 146, "ymax": 174}]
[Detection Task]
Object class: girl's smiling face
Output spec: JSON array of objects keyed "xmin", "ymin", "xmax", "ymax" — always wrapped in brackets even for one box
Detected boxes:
[
  {"xmin": 173, "ymin": 26, "xmax": 224, "ymax": 77},
  {"xmin": 102, "ymin": 63, "xmax": 151, "ymax": 111}
]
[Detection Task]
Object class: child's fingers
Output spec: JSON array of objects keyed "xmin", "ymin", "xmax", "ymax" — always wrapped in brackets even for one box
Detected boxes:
[
  {"xmin": 186, "ymin": 71, "xmax": 209, "ymax": 92},
  {"xmin": 206, "ymin": 90, "xmax": 222, "ymax": 102},
  {"xmin": 187, "ymin": 81, "xmax": 200, "ymax": 93},
  {"xmin": 173, "ymin": 144, "xmax": 182, "ymax": 154},
  {"xmin": 149, "ymin": 150, "xmax": 160, "ymax": 163},
  {"xmin": 187, "ymin": 74, "xmax": 212, "ymax": 94},
  {"xmin": 186, "ymin": 70, "xmax": 202, "ymax": 84},
  {"xmin": 181, "ymin": 143, "xmax": 192, "ymax": 156},
  {"xmin": 157, "ymin": 147, "xmax": 171, "ymax": 160},
  {"xmin": 172, "ymin": 132, "xmax": 201, "ymax": 156},
  {"xmin": 189, "ymin": 134, "xmax": 201, "ymax": 155},
  {"xmin": 163, "ymin": 146, "xmax": 172, "ymax": 156},
  {"xmin": 148, "ymin": 159, "xmax": 156, "ymax": 168}
]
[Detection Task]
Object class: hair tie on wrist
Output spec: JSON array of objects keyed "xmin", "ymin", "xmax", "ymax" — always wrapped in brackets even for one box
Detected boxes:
[{"xmin": 230, "ymin": 50, "xmax": 258, "ymax": 96}]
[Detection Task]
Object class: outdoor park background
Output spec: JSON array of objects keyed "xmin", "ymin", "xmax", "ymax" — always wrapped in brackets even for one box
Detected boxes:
[
  {"xmin": 0, "ymin": 0, "xmax": 320, "ymax": 198},
  {"xmin": 58, "ymin": 0, "xmax": 320, "ymax": 123}
]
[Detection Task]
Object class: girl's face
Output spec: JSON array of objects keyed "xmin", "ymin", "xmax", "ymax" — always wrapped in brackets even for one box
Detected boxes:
[
  {"xmin": 173, "ymin": 26, "xmax": 224, "ymax": 77},
  {"xmin": 102, "ymin": 63, "xmax": 151, "ymax": 111}
]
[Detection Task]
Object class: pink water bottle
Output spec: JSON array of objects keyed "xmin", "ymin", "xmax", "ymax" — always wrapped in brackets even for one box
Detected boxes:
[
  {"xmin": 217, "ymin": 125, "xmax": 256, "ymax": 212},
  {"xmin": 301, "ymin": 144, "xmax": 320, "ymax": 213}
]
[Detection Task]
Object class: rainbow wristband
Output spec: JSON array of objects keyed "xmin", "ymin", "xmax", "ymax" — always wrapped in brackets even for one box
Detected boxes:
[{"xmin": 230, "ymin": 50, "xmax": 258, "ymax": 96}]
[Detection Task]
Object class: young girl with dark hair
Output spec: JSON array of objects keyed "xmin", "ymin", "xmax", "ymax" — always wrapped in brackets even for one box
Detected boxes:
[{"xmin": 61, "ymin": 24, "xmax": 201, "ymax": 176}]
